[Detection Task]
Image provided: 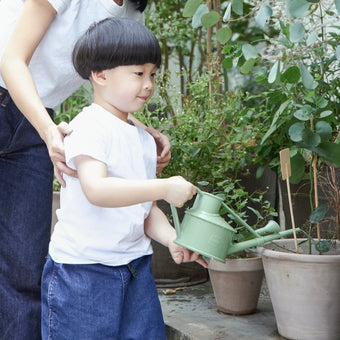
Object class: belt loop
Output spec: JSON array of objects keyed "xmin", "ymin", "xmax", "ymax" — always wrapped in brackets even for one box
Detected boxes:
[
  {"xmin": 0, "ymin": 86, "xmax": 10, "ymax": 108},
  {"xmin": 127, "ymin": 264, "xmax": 138, "ymax": 278}
]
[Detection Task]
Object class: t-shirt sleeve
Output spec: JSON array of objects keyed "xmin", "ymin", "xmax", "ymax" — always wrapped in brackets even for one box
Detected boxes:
[
  {"xmin": 47, "ymin": 0, "xmax": 70, "ymax": 14},
  {"xmin": 65, "ymin": 116, "xmax": 108, "ymax": 170}
]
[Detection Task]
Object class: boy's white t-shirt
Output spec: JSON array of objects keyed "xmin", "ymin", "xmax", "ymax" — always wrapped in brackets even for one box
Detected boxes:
[
  {"xmin": 0, "ymin": 0, "xmax": 143, "ymax": 108},
  {"xmin": 49, "ymin": 104, "xmax": 156, "ymax": 266}
]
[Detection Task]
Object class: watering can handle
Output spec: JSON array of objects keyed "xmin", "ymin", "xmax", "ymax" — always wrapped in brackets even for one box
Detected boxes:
[
  {"xmin": 221, "ymin": 202, "xmax": 261, "ymax": 237},
  {"xmin": 195, "ymin": 186, "xmax": 203, "ymax": 195},
  {"xmin": 170, "ymin": 204, "xmax": 181, "ymax": 236}
]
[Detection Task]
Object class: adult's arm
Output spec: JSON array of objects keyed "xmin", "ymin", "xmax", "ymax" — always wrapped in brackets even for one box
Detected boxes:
[{"xmin": 0, "ymin": 0, "xmax": 76, "ymax": 186}]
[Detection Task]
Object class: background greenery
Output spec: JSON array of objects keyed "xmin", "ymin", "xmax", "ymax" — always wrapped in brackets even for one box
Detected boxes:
[{"xmin": 54, "ymin": 0, "xmax": 340, "ymax": 241}]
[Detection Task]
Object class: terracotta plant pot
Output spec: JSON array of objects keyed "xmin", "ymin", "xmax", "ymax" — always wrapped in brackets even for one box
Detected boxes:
[
  {"xmin": 258, "ymin": 239, "xmax": 340, "ymax": 340},
  {"xmin": 208, "ymin": 253, "xmax": 264, "ymax": 315}
]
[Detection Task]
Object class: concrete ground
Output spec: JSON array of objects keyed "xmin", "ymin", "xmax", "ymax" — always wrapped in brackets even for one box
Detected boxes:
[{"xmin": 158, "ymin": 280, "xmax": 284, "ymax": 340}]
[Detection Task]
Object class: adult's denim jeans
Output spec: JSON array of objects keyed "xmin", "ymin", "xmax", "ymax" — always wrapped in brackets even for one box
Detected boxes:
[
  {"xmin": 0, "ymin": 86, "xmax": 53, "ymax": 340},
  {"xmin": 41, "ymin": 255, "xmax": 166, "ymax": 340}
]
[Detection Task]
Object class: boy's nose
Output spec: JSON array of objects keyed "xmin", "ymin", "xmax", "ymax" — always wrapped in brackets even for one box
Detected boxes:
[{"xmin": 144, "ymin": 78, "xmax": 154, "ymax": 90}]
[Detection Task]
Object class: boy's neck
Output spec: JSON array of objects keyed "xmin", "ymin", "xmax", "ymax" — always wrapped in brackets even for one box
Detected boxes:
[{"xmin": 92, "ymin": 99, "xmax": 129, "ymax": 123}]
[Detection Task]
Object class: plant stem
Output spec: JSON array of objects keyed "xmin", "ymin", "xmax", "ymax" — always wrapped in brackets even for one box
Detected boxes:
[{"xmin": 312, "ymin": 152, "xmax": 321, "ymax": 241}]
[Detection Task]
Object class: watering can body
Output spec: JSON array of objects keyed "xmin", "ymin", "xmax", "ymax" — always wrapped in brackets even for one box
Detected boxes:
[
  {"xmin": 172, "ymin": 206, "xmax": 236, "ymax": 262},
  {"xmin": 171, "ymin": 188, "xmax": 300, "ymax": 263}
]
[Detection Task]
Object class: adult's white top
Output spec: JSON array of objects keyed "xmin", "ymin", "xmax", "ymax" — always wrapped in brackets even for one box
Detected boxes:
[
  {"xmin": 0, "ymin": 0, "xmax": 143, "ymax": 108},
  {"xmin": 49, "ymin": 103, "xmax": 156, "ymax": 266}
]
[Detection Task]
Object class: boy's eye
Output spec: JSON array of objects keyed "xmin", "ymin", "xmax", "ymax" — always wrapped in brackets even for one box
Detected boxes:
[
  {"xmin": 135, "ymin": 72, "xmax": 143, "ymax": 76},
  {"xmin": 151, "ymin": 73, "xmax": 157, "ymax": 78}
]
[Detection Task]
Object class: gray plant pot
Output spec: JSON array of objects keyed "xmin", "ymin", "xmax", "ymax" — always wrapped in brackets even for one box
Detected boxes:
[{"xmin": 258, "ymin": 239, "xmax": 340, "ymax": 340}]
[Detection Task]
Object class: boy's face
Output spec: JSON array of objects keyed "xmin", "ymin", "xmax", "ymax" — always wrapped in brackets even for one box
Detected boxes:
[{"xmin": 97, "ymin": 63, "xmax": 157, "ymax": 117}]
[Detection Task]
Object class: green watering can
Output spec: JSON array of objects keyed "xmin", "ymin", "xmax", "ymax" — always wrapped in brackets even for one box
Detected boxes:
[{"xmin": 171, "ymin": 188, "xmax": 300, "ymax": 263}]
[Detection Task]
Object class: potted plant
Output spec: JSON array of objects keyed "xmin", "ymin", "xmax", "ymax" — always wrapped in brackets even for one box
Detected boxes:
[
  {"xmin": 181, "ymin": 0, "xmax": 340, "ymax": 337},
  {"xmin": 206, "ymin": 181, "xmax": 277, "ymax": 315}
]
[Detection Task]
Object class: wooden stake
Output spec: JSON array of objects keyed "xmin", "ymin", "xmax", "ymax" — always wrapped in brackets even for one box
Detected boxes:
[{"xmin": 280, "ymin": 148, "xmax": 299, "ymax": 254}]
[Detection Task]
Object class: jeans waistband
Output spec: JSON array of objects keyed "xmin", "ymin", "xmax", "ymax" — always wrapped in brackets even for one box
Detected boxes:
[{"xmin": 0, "ymin": 85, "xmax": 8, "ymax": 93}]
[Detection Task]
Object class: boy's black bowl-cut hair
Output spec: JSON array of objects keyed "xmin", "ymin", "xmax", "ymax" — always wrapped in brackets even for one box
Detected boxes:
[{"xmin": 72, "ymin": 17, "xmax": 161, "ymax": 80}]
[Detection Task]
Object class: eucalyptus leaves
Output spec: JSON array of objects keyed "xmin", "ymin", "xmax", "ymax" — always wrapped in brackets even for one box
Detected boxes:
[{"xmin": 183, "ymin": 0, "xmax": 340, "ymax": 177}]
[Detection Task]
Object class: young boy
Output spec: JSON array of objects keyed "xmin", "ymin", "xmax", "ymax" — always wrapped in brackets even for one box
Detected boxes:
[{"xmin": 41, "ymin": 17, "xmax": 206, "ymax": 340}]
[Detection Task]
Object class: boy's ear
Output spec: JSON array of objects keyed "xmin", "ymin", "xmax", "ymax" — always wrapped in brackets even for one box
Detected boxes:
[{"xmin": 90, "ymin": 70, "xmax": 107, "ymax": 86}]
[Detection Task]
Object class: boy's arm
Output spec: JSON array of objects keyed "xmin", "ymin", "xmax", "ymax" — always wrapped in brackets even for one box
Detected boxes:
[
  {"xmin": 145, "ymin": 203, "xmax": 208, "ymax": 267},
  {"xmin": 74, "ymin": 155, "xmax": 196, "ymax": 208}
]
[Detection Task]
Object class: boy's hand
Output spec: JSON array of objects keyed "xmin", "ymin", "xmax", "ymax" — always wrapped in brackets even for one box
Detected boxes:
[
  {"xmin": 168, "ymin": 239, "xmax": 208, "ymax": 268},
  {"xmin": 164, "ymin": 176, "xmax": 196, "ymax": 207}
]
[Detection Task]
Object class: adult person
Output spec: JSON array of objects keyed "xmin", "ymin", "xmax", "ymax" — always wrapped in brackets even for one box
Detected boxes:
[{"xmin": 0, "ymin": 1, "xmax": 170, "ymax": 339}]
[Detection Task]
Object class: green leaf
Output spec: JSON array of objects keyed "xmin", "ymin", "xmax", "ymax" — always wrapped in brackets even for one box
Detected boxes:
[
  {"xmin": 315, "ymin": 240, "xmax": 331, "ymax": 253},
  {"xmin": 183, "ymin": 0, "xmax": 201, "ymax": 17},
  {"xmin": 316, "ymin": 97, "xmax": 328, "ymax": 109},
  {"xmin": 289, "ymin": 122, "xmax": 305, "ymax": 142},
  {"xmin": 281, "ymin": 66, "xmax": 301, "ymax": 83},
  {"xmin": 280, "ymin": 21, "xmax": 290, "ymax": 40},
  {"xmin": 335, "ymin": 0, "xmax": 340, "ymax": 15},
  {"xmin": 216, "ymin": 27, "xmax": 232, "ymax": 44},
  {"xmin": 268, "ymin": 60, "xmax": 281, "ymax": 84},
  {"xmin": 286, "ymin": 0, "xmax": 310, "ymax": 18},
  {"xmin": 306, "ymin": 30, "xmax": 317, "ymax": 46},
  {"xmin": 313, "ymin": 142, "xmax": 340, "ymax": 166},
  {"xmin": 242, "ymin": 43, "xmax": 258, "ymax": 60},
  {"xmin": 255, "ymin": 5, "xmax": 272, "ymax": 28},
  {"xmin": 309, "ymin": 204, "xmax": 327, "ymax": 223},
  {"xmin": 336, "ymin": 45, "xmax": 340, "ymax": 61},
  {"xmin": 222, "ymin": 57, "xmax": 233, "ymax": 69},
  {"xmin": 289, "ymin": 22, "xmax": 305, "ymax": 42},
  {"xmin": 320, "ymin": 110, "xmax": 333, "ymax": 118},
  {"xmin": 201, "ymin": 11, "xmax": 220, "ymax": 28},
  {"xmin": 290, "ymin": 153, "xmax": 306, "ymax": 184},
  {"xmin": 248, "ymin": 206, "xmax": 263, "ymax": 219},
  {"xmin": 302, "ymin": 128, "xmax": 321, "ymax": 147},
  {"xmin": 300, "ymin": 64, "xmax": 314, "ymax": 89},
  {"xmin": 256, "ymin": 166, "xmax": 266, "ymax": 179},
  {"xmin": 315, "ymin": 121, "xmax": 332, "ymax": 141},
  {"xmin": 240, "ymin": 58, "xmax": 256, "ymax": 74},
  {"xmin": 192, "ymin": 4, "xmax": 209, "ymax": 28},
  {"xmin": 261, "ymin": 100, "xmax": 290, "ymax": 143},
  {"xmin": 232, "ymin": 0, "xmax": 243, "ymax": 16},
  {"xmin": 197, "ymin": 181, "xmax": 210, "ymax": 187},
  {"xmin": 223, "ymin": 2, "xmax": 232, "ymax": 22},
  {"xmin": 293, "ymin": 105, "xmax": 313, "ymax": 121}
]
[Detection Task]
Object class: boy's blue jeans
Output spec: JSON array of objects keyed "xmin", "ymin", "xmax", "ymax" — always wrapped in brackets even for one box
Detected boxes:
[
  {"xmin": 0, "ymin": 86, "xmax": 53, "ymax": 339},
  {"xmin": 41, "ymin": 255, "xmax": 166, "ymax": 340}
]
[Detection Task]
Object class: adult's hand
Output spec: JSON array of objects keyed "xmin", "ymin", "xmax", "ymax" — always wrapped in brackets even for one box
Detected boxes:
[
  {"xmin": 46, "ymin": 122, "xmax": 77, "ymax": 187},
  {"xmin": 145, "ymin": 126, "xmax": 171, "ymax": 173}
]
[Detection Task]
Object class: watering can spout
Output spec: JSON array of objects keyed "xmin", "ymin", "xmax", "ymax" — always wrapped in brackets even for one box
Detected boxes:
[{"xmin": 226, "ymin": 227, "xmax": 301, "ymax": 255}]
